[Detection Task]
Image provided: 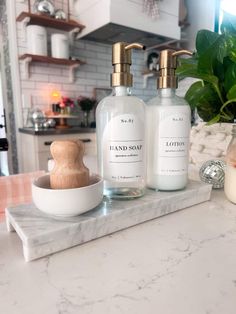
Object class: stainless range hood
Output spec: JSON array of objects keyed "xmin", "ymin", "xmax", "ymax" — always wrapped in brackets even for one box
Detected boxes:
[{"xmin": 75, "ymin": 0, "xmax": 181, "ymax": 48}]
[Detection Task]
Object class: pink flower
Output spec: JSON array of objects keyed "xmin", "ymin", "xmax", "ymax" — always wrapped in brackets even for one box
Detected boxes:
[{"xmin": 60, "ymin": 97, "xmax": 75, "ymax": 108}]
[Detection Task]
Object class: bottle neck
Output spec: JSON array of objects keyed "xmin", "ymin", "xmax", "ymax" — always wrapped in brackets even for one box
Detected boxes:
[
  {"xmin": 157, "ymin": 88, "xmax": 176, "ymax": 97},
  {"xmin": 113, "ymin": 86, "xmax": 131, "ymax": 96}
]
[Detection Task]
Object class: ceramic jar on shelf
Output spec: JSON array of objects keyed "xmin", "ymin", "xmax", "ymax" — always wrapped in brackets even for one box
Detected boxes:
[
  {"xmin": 26, "ymin": 25, "xmax": 47, "ymax": 56},
  {"xmin": 51, "ymin": 33, "xmax": 69, "ymax": 59}
]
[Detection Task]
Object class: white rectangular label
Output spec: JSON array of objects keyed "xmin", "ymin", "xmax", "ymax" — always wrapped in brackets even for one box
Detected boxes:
[
  {"xmin": 102, "ymin": 114, "xmax": 145, "ymax": 182},
  {"xmin": 155, "ymin": 106, "xmax": 190, "ymax": 176}
]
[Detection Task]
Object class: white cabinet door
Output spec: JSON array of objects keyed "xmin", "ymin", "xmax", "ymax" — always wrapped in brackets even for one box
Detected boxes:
[{"xmin": 20, "ymin": 132, "xmax": 97, "ymax": 173}]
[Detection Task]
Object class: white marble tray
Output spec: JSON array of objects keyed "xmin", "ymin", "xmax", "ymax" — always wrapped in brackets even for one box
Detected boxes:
[{"xmin": 5, "ymin": 181, "xmax": 212, "ymax": 262}]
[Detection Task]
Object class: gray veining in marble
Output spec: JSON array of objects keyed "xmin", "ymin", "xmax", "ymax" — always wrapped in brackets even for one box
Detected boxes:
[{"xmin": 5, "ymin": 180, "xmax": 212, "ymax": 262}]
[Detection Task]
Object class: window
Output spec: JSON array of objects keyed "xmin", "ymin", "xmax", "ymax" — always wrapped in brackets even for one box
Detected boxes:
[{"xmin": 215, "ymin": 0, "xmax": 236, "ymax": 33}]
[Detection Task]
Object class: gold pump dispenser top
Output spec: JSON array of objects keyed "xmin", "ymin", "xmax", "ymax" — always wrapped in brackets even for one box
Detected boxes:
[
  {"xmin": 157, "ymin": 49, "xmax": 193, "ymax": 89},
  {"xmin": 111, "ymin": 42, "xmax": 145, "ymax": 87}
]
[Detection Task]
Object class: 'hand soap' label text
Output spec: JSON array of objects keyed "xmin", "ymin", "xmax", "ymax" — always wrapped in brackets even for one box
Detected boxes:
[{"xmin": 102, "ymin": 114, "xmax": 145, "ymax": 182}]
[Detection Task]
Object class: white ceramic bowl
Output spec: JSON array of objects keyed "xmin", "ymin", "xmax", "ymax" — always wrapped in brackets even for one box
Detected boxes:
[{"xmin": 32, "ymin": 174, "xmax": 103, "ymax": 217}]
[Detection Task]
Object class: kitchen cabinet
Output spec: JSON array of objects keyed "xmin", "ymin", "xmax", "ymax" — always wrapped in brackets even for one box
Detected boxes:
[{"xmin": 19, "ymin": 131, "xmax": 96, "ymax": 173}]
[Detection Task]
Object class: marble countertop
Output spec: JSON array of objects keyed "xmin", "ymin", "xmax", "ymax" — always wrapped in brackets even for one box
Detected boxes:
[{"xmin": 1, "ymin": 189, "xmax": 236, "ymax": 314}]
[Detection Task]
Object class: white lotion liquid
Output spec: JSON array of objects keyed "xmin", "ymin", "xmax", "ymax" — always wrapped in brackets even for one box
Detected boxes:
[{"xmin": 146, "ymin": 89, "xmax": 191, "ymax": 190}]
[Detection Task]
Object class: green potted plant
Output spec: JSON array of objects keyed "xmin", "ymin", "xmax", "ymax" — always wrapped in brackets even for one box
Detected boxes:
[{"xmin": 176, "ymin": 12, "xmax": 236, "ymax": 124}]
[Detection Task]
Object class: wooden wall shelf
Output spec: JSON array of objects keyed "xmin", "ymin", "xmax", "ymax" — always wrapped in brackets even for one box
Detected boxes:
[
  {"xmin": 19, "ymin": 54, "xmax": 86, "ymax": 82},
  {"xmin": 16, "ymin": 12, "xmax": 85, "ymax": 32},
  {"xmin": 19, "ymin": 54, "xmax": 86, "ymax": 66}
]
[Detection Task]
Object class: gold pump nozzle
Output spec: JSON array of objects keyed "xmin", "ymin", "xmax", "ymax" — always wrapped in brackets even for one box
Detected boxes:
[
  {"xmin": 111, "ymin": 42, "xmax": 146, "ymax": 87},
  {"xmin": 157, "ymin": 49, "xmax": 193, "ymax": 89}
]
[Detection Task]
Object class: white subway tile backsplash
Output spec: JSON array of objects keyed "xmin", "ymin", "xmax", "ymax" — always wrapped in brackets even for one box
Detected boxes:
[
  {"xmin": 62, "ymin": 69, "xmax": 70, "ymax": 76},
  {"xmin": 62, "ymin": 84, "xmax": 80, "ymax": 92},
  {"xmin": 76, "ymin": 50, "xmax": 97, "ymax": 59},
  {"xmin": 77, "ymin": 78, "xmax": 97, "ymax": 86},
  {"xmin": 30, "ymin": 73, "xmax": 49, "ymax": 82},
  {"xmin": 49, "ymin": 75, "xmax": 68, "ymax": 83},
  {"xmin": 143, "ymin": 89, "xmax": 155, "ymax": 96},
  {"xmin": 133, "ymin": 82, "xmax": 145, "ymax": 90},
  {"xmin": 16, "ymin": 28, "xmax": 25, "ymax": 40},
  {"xmin": 82, "ymin": 64, "xmax": 97, "ymax": 72},
  {"xmin": 96, "ymin": 80, "xmax": 110, "ymax": 87},
  {"xmin": 85, "ymin": 85, "xmax": 95, "ymax": 92},
  {"xmin": 74, "ymin": 41, "xmax": 85, "ymax": 49},
  {"xmin": 86, "ymin": 72, "xmax": 107, "ymax": 80},
  {"xmin": 97, "ymin": 66, "xmax": 111, "ymax": 74},
  {"xmin": 15, "ymin": 2, "xmax": 27, "ymax": 15},
  {"xmin": 72, "ymin": 85, "xmax": 86, "ymax": 94},
  {"xmin": 35, "ymin": 82, "xmax": 62, "ymax": 91},
  {"xmin": 85, "ymin": 42, "xmax": 107, "ymax": 53},
  {"xmin": 96, "ymin": 52, "xmax": 111, "ymax": 61},
  {"xmin": 86, "ymin": 58, "xmax": 108, "ymax": 67},
  {"xmin": 30, "ymin": 65, "xmax": 62, "ymax": 76},
  {"xmin": 75, "ymin": 71, "xmax": 87, "ymax": 79},
  {"xmin": 18, "ymin": 46, "xmax": 26, "ymax": 55},
  {"xmin": 21, "ymin": 81, "xmax": 36, "ymax": 89},
  {"xmin": 133, "ymin": 58, "xmax": 145, "ymax": 66}
]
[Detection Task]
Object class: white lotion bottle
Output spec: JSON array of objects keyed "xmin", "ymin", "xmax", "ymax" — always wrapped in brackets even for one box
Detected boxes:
[
  {"xmin": 96, "ymin": 42, "xmax": 146, "ymax": 199},
  {"xmin": 146, "ymin": 49, "xmax": 192, "ymax": 190}
]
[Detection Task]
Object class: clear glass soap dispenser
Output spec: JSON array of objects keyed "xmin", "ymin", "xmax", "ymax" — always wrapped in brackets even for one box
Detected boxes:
[
  {"xmin": 96, "ymin": 42, "xmax": 146, "ymax": 199},
  {"xmin": 146, "ymin": 49, "xmax": 193, "ymax": 191},
  {"xmin": 224, "ymin": 124, "xmax": 236, "ymax": 204}
]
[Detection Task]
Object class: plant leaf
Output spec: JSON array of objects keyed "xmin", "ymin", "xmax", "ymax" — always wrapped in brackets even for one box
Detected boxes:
[
  {"xmin": 176, "ymin": 26, "xmax": 236, "ymax": 123},
  {"xmin": 176, "ymin": 62, "xmax": 197, "ymax": 78},
  {"xmin": 197, "ymin": 35, "xmax": 228, "ymax": 75},
  {"xmin": 207, "ymin": 114, "xmax": 221, "ymax": 125},
  {"xmin": 227, "ymin": 85, "xmax": 236, "ymax": 100},
  {"xmin": 185, "ymin": 81, "xmax": 222, "ymax": 122},
  {"xmin": 177, "ymin": 63, "xmax": 219, "ymax": 85},
  {"xmin": 185, "ymin": 81, "xmax": 204, "ymax": 109},
  {"xmin": 224, "ymin": 61, "xmax": 236, "ymax": 93},
  {"xmin": 196, "ymin": 30, "xmax": 220, "ymax": 56}
]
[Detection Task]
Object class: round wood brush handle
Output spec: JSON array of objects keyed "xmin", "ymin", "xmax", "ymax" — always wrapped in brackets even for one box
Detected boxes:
[{"xmin": 50, "ymin": 140, "xmax": 89, "ymax": 189}]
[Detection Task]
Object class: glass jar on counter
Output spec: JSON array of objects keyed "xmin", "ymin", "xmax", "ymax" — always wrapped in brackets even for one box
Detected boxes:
[{"xmin": 224, "ymin": 124, "xmax": 236, "ymax": 203}]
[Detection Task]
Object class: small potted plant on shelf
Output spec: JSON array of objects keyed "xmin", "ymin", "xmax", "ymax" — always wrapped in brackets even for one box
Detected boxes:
[
  {"xmin": 176, "ymin": 12, "xmax": 236, "ymax": 124},
  {"xmin": 77, "ymin": 96, "xmax": 96, "ymax": 127}
]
